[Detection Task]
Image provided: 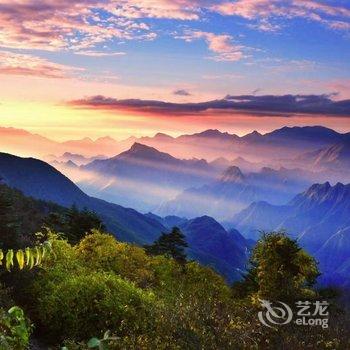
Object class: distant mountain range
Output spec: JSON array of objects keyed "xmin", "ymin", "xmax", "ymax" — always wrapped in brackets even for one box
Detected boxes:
[
  {"xmin": 230, "ymin": 182, "xmax": 350, "ymax": 287},
  {"xmin": 45, "ymin": 152, "xmax": 107, "ymax": 166},
  {"xmin": 49, "ymin": 137, "xmax": 345, "ymax": 220},
  {"xmin": 2, "ymin": 125, "xmax": 349, "ymax": 162},
  {"xmin": 0, "ymin": 152, "xmax": 165, "ymax": 244},
  {"xmin": 0, "ymin": 152, "xmax": 248, "ymax": 282},
  {"xmin": 1, "ymin": 125, "xmax": 350, "ymax": 287},
  {"xmin": 134, "ymin": 125, "xmax": 350, "ymax": 161},
  {"xmin": 77, "ymin": 142, "xmax": 221, "ymax": 212},
  {"xmin": 295, "ymin": 140, "xmax": 350, "ymax": 178},
  {"xmin": 158, "ymin": 165, "xmax": 312, "ymax": 220},
  {"xmin": 0, "ymin": 127, "xmax": 123, "ymax": 158}
]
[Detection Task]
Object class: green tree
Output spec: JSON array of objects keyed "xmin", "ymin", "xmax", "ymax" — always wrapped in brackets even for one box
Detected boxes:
[
  {"xmin": 144, "ymin": 227, "xmax": 188, "ymax": 265},
  {"xmin": 45, "ymin": 205, "xmax": 105, "ymax": 244},
  {"xmin": 233, "ymin": 231, "xmax": 319, "ymax": 302},
  {"xmin": 66, "ymin": 206, "xmax": 105, "ymax": 244}
]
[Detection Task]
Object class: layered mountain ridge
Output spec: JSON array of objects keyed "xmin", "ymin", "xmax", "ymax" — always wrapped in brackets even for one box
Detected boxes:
[{"xmin": 230, "ymin": 181, "xmax": 350, "ymax": 287}]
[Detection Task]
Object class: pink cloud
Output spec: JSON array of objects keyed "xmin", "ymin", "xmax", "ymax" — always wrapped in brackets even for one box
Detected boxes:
[
  {"xmin": 0, "ymin": 51, "xmax": 82, "ymax": 78},
  {"xmin": 108, "ymin": 0, "xmax": 204, "ymax": 20},
  {"xmin": 75, "ymin": 51, "xmax": 126, "ymax": 57},
  {"xmin": 177, "ymin": 30, "xmax": 245, "ymax": 61},
  {"xmin": 212, "ymin": 0, "xmax": 350, "ymax": 32},
  {"xmin": 0, "ymin": 1, "xmax": 159, "ymax": 51}
]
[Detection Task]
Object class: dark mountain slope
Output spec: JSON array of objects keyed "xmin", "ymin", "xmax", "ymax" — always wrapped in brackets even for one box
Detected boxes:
[
  {"xmin": 145, "ymin": 213, "xmax": 249, "ymax": 282},
  {"xmin": 179, "ymin": 216, "xmax": 248, "ymax": 282},
  {"xmin": 0, "ymin": 152, "xmax": 165, "ymax": 244}
]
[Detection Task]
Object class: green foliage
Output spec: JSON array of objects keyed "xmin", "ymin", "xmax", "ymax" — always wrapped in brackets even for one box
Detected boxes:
[
  {"xmin": 0, "ymin": 306, "xmax": 32, "ymax": 349},
  {"xmin": 233, "ymin": 231, "xmax": 320, "ymax": 302},
  {"xmin": 0, "ymin": 186, "xmax": 20, "ymax": 250},
  {"xmin": 32, "ymin": 271, "xmax": 156, "ymax": 341},
  {"xmin": 86, "ymin": 331, "xmax": 118, "ymax": 350},
  {"xmin": 144, "ymin": 227, "xmax": 188, "ymax": 265},
  {"xmin": 0, "ymin": 242, "xmax": 52, "ymax": 272},
  {"xmin": 76, "ymin": 232, "xmax": 155, "ymax": 287},
  {"xmin": 0, "ymin": 184, "xmax": 105, "ymax": 249},
  {"xmin": 8, "ymin": 230, "xmax": 350, "ymax": 349},
  {"xmin": 59, "ymin": 205, "xmax": 106, "ymax": 244}
]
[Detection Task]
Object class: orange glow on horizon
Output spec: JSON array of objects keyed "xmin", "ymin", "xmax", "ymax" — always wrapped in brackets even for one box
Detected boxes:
[{"xmin": 1, "ymin": 99, "xmax": 349, "ymax": 143}]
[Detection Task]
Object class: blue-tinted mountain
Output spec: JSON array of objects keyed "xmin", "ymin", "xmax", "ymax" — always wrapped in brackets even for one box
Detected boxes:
[
  {"xmin": 179, "ymin": 216, "xmax": 248, "ymax": 282},
  {"xmin": 145, "ymin": 212, "xmax": 249, "ymax": 282},
  {"xmin": 230, "ymin": 182, "xmax": 350, "ymax": 286},
  {"xmin": 159, "ymin": 165, "xmax": 311, "ymax": 221},
  {"xmin": 145, "ymin": 213, "xmax": 188, "ymax": 229},
  {"xmin": 47, "ymin": 152, "xmax": 106, "ymax": 166},
  {"xmin": 232, "ymin": 182, "xmax": 350, "ymax": 244},
  {"xmin": 85, "ymin": 142, "xmax": 215, "ymax": 181},
  {"xmin": 0, "ymin": 152, "xmax": 250, "ymax": 282},
  {"xmin": 0, "ymin": 152, "xmax": 166, "ymax": 244},
  {"xmin": 81, "ymin": 143, "xmax": 219, "ymax": 212},
  {"xmin": 316, "ymin": 226, "xmax": 350, "ymax": 287},
  {"xmin": 238, "ymin": 126, "xmax": 350, "ymax": 159}
]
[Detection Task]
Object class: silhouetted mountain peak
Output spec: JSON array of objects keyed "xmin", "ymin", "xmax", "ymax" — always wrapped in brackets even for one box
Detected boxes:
[
  {"xmin": 198, "ymin": 129, "xmax": 224, "ymax": 137},
  {"xmin": 267, "ymin": 125, "xmax": 340, "ymax": 140},
  {"xmin": 129, "ymin": 142, "xmax": 155, "ymax": 152},
  {"xmin": 114, "ymin": 142, "xmax": 177, "ymax": 163},
  {"xmin": 290, "ymin": 181, "xmax": 350, "ymax": 209},
  {"xmin": 305, "ymin": 181, "xmax": 332, "ymax": 197},
  {"xmin": 242, "ymin": 130, "xmax": 263, "ymax": 142},
  {"xmin": 260, "ymin": 166, "xmax": 276, "ymax": 174},
  {"xmin": 250, "ymin": 130, "xmax": 261, "ymax": 136},
  {"xmin": 220, "ymin": 166, "xmax": 245, "ymax": 183},
  {"xmin": 188, "ymin": 129, "xmax": 238, "ymax": 141},
  {"xmin": 190, "ymin": 215, "xmax": 219, "ymax": 226},
  {"xmin": 154, "ymin": 132, "xmax": 173, "ymax": 139}
]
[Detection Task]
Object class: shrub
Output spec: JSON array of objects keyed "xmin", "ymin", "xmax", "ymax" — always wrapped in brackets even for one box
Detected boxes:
[
  {"xmin": 33, "ymin": 271, "xmax": 157, "ymax": 341},
  {"xmin": 75, "ymin": 232, "xmax": 155, "ymax": 287},
  {"xmin": 0, "ymin": 306, "xmax": 32, "ymax": 349}
]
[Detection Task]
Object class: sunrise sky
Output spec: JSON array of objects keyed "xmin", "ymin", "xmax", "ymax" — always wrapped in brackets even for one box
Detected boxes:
[{"xmin": 0, "ymin": 0, "xmax": 349, "ymax": 141}]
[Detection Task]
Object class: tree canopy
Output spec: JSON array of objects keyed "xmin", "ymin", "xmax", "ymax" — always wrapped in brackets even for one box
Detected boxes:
[{"xmin": 144, "ymin": 227, "xmax": 188, "ymax": 265}]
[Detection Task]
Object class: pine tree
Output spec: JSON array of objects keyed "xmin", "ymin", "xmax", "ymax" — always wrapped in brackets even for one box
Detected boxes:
[
  {"xmin": 144, "ymin": 227, "xmax": 188, "ymax": 265},
  {"xmin": 232, "ymin": 231, "xmax": 319, "ymax": 302},
  {"xmin": 64, "ymin": 205, "xmax": 105, "ymax": 244}
]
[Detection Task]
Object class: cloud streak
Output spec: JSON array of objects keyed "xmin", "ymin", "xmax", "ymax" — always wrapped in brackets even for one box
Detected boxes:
[
  {"xmin": 0, "ymin": 51, "xmax": 81, "ymax": 78},
  {"xmin": 67, "ymin": 94, "xmax": 350, "ymax": 116},
  {"xmin": 212, "ymin": 0, "xmax": 350, "ymax": 32},
  {"xmin": 177, "ymin": 30, "xmax": 245, "ymax": 61},
  {"xmin": 74, "ymin": 51, "xmax": 127, "ymax": 57},
  {"xmin": 173, "ymin": 89, "xmax": 192, "ymax": 96}
]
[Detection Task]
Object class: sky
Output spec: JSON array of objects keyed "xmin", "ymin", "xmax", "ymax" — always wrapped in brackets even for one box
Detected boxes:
[{"xmin": 0, "ymin": 0, "xmax": 349, "ymax": 140}]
